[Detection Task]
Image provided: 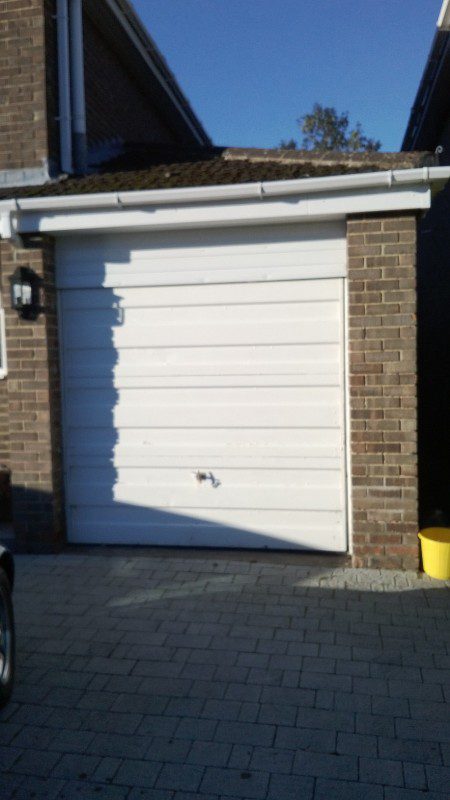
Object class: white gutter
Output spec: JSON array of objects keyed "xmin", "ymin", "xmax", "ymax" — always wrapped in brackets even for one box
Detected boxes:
[
  {"xmin": 1, "ymin": 167, "xmax": 449, "ymax": 239},
  {"xmin": 69, "ymin": 0, "xmax": 87, "ymax": 173},
  {"xmin": 2, "ymin": 166, "xmax": 450, "ymax": 212},
  {"xmin": 57, "ymin": 0, "xmax": 73, "ymax": 174}
]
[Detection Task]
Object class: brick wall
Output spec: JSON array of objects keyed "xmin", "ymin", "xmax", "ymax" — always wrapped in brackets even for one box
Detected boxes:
[
  {"xmin": 43, "ymin": 0, "xmax": 60, "ymax": 170},
  {"xmin": 83, "ymin": 11, "xmax": 178, "ymax": 154},
  {"xmin": 0, "ymin": 237, "xmax": 64, "ymax": 550},
  {"xmin": 0, "ymin": 0, "xmax": 182, "ymax": 180},
  {"xmin": 347, "ymin": 214, "xmax": 419, "ymax": 569},
  {"xmin": 0, "ymin": 214, "xmax": 421, "ymax": 561},
  {"xmin": 0, "ymin": 0, "xmax": 58, "ymax": 173}
]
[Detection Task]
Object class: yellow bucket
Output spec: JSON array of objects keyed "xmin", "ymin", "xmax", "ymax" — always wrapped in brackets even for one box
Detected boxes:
[{"xmin": 418, "ymin": 528, "xmax": 450, "ymax": 580}]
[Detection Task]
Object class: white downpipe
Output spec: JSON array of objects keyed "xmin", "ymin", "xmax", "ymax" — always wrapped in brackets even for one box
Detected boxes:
[
  {"xmin": 57, "ymin": 0, "xmax": 73, "ymax": 174},
  {"xmin": 69, "ymin": 0, "xmax": 87, "ymax": 173}
]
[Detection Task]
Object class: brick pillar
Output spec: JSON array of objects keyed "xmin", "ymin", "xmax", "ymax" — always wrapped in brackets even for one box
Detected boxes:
[
  {"xmin": 0, "ymin": 236, "xmax": 64, "ymax": 551},
  {"xmin": 347, "ymin": 214, "xmax": 419, "ymax": 569}
]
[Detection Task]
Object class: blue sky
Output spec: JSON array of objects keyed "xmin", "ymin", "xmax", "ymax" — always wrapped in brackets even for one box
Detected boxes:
[{"xmin": 132, "ymin": 0, "xmax": 441, "ymax": 152}]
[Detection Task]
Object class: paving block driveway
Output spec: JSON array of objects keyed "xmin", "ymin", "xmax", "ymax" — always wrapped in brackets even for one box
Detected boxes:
[{"xmin": 0, "ymin": 550, "xmax": 449, "ymax": 800}]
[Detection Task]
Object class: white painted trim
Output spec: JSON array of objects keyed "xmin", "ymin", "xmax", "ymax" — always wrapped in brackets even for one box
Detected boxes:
[
  {"xmin": 6, "ymin": 185, "xmax": 430, "ymax": 238},
  {"xmin": 438, "ymin": 0, "xmax": 450, "ymax": 29},
  {"xmin": 342, "ymin": 275, "xmax": 353, "ymax": 557},
  {"xmin": 56, "ymin": 290, "xmax": 70, "ymax": 535},
  {"xmin": 4, "ymin": 166, "xmax": 449, "ymax": 214},
  {"xmin": 2, "ymin": 165, "xmax": 449, "ymax": 239},
  {"xmin": 0, "ymin": 164, "xmax": 52, "ymax": 190},
  {"xmin": 0, "ymin": 168, "xmax": 446, "ymax": 239}
]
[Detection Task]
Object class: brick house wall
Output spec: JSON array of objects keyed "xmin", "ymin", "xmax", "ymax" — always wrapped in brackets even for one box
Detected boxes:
[
  {"xmin": 0, "ymin": 237, "xmax": 64, "ymax": 549},
  {"xmin": 83, "ymin": 12, "xmax": 178, "ymax": 154},
  {"xmin": 0, "ymin": 212, "xmax": 421, "ymax": 564},
  {"xmin": 347, "ymin": 214, "xmax": 419, "ymax": 569},
  {"xmin": 0, "ymin": 0, "xmax": 58, "ymax": 175},
  {"xmin": 0, "ymin": 0, "xmax": 193, "ymax": 181}
]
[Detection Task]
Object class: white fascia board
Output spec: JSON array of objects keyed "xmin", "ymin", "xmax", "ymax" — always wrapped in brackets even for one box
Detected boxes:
[
  {"xmin": 1, "ymin": 166, "xmax": 449, "ymax": 238},
  {"xmin": 438, "ymin": 0, "xmax": 450, "ymax": 29},
  {"xmin": 14, "ymin": 184, "xmax": 431, "ymax": 237},
  {"xmin": 5, "ymin": 166, "xmax": 448, "ymax": 214}
]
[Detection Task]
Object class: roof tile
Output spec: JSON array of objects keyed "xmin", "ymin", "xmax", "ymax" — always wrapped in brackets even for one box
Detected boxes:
[{"xmin": 0, "ymin": 146, "xmax": 434, "ymax": 200}]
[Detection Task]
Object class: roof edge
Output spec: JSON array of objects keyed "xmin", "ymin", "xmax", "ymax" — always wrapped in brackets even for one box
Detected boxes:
[
  {"xmin": 438, "ymin": 0, "xmax": 450, "ymax": 29},
  {"xmin": 103, "ymin": 0, "xmax": 211, "ymax": 147},
  {"xmin": 1, "ymin": 166, "xmax": 449, "ymax": 216},
  {"xmin": 3, "ymin": 166, "xmax": 448, "ymax": 240},
  {"xmin": 222, "ymin": 147, "xmax": 434, "ymax": 168},
  {"xmin": 402, "ymin": 23, "xmax": 450, "ymax": 152}
]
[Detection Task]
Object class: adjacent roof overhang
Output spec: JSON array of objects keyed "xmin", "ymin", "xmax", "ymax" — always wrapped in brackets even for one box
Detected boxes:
[
  {"xmin": 1, "ymin": 167, "xmax": 449, "ymax": 241},
  {"xmin": 438, "ymin": 0, "xmax": 450, "ymax": 30},
  {"xmin": 84, "ymin": 0, "xmax": 211, "ymax": 148},
  {"xmin": 402, "ymin": 1, "xmax": 450, "ymax": 152}
]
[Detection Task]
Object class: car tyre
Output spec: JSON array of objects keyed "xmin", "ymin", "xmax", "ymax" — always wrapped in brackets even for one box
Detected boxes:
[{"xmin": 0, "ymin": 568, "xmax": 15, "ymax": 709}]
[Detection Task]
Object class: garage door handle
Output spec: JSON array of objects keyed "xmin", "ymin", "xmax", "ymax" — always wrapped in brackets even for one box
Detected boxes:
[{"xmin": 193, "ymin": 471, "xmax": 221, "ymax": 488}]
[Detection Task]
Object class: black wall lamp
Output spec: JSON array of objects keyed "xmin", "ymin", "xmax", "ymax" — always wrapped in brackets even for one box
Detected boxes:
[{"xmin": 10, "ymin": 267, "xmax": 42, "ymax": 320}]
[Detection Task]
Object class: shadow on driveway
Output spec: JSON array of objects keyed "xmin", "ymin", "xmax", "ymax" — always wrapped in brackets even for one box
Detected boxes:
[{"xmin": 0, "ymin": 550, "xmax": 449, "ymax": 799}]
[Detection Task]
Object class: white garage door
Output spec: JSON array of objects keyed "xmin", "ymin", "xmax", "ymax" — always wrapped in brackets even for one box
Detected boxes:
[{"xmin": 57, "ymin": 222, "xmax": 348, "ymax": 550}]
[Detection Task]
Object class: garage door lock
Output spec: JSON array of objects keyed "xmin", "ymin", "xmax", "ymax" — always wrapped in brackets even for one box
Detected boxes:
[{"xmin": 193, "ymin": 471, "xmax": 221, "ymax": 488}]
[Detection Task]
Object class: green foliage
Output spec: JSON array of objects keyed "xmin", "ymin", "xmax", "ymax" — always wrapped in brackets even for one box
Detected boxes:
[
  {"xmin": 279, "ymin": 138, "xmax": 298, "ymax": 150},
  {"xmin": 280, "ymin": 104, "xmax": 381, "ymax": 152}
]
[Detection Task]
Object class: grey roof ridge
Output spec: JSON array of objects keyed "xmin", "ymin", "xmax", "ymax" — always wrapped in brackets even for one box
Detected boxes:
[{"xmin": 222, "ymin": 147, "xmax": 436, "ymax": 168}]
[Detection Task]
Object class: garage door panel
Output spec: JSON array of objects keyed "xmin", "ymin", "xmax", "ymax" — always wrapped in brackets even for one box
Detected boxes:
[
  {"xmin": 61, "ymin": 278, "xmax": 343, "ymax": 310},
  {"xmin": 65, "ymin": 425, "xmax": 342, "ymax": 446},
  {"xmin": 67, "ymin": 482, "xmax": 343, "ymax": 512},
  {"xmin": 72, "ymin": 505, "xmax": 343, "ymax": 528},
  {"xmin": 63, "ymin": 343, "xmax": 342, "ymax": 382},
  {"xmin": 65, "ymin": 319, "xmax": 340, "ymax": 349},
  {"xmin": 60, "ymin": 251, "xmax": 342, "ymax": 287},
  {"xmin": 58, "ymin": 227, "xmax": 347, "ymax": 551},
  {"xmin": 68, "ymin": 373, "xmax": 341, "ymax": 390},
  {"xmin": 64, "ymin": 299, "xmax": 340, "ymax": 329},
  {"xmin": 69, "ymin": 466, "xmax": 342, "ymax": 489},
  {"xmin": 70, "ymin": 523, "xmax": 344, "ymax": 549},
  {"xmin": 64, "ymin": 426, "xmax": 343, "ymax": 459},
  {"xmin": 67, "ymin": 385, "xmax": 342, "ymax": 406},
  {"xmin": 67, "ymin": 454, "xmax": 342, "ymax": 471},
  {"xmin": 60, "ymin": 239, "xmax": 343, "ymax": 271},
  {"xmin": 57, "ymin": 222, "xmax": 346, "ymax": 290},
  {"xmin": 69, "ymin": 507, "xmax": 345, "ymax": 549},
  {"xmin": 66, "ymin": 403, "xmax": 341, "ymax": 430}
]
